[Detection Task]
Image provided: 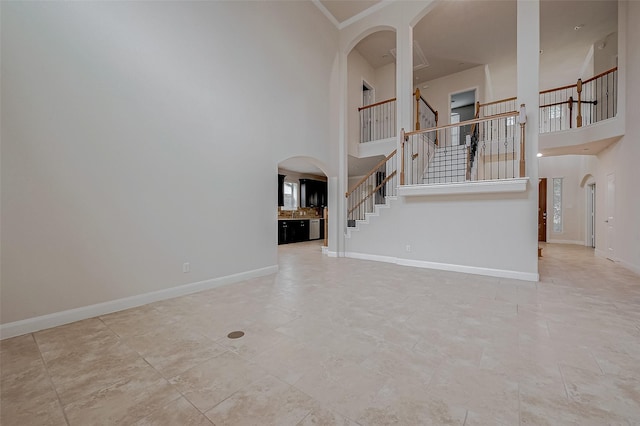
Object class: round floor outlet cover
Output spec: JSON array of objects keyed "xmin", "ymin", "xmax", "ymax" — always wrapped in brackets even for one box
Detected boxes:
[{"xmin": 227, "ymin": 331, "xmax": 245, "ymax": 339}]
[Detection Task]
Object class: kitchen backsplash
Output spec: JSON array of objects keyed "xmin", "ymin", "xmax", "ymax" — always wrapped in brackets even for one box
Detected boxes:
[{"xmin": 278, "ymin": 207, "xmax": 324, "ymax": 219}]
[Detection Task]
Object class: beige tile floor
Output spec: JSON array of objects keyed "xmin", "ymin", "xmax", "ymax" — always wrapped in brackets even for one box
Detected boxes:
[{"xmin": 1, "ymin": 242, "xmax": 640, "ymax": 425}]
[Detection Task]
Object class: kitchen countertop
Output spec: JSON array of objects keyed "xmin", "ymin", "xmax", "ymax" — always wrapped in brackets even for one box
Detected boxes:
[{"xmin": 278, "ymin": 217, "xmax": 323, "ymax": 221}]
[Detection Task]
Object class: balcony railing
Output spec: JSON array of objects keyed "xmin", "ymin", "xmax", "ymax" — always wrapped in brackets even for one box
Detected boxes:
[
  {"xmin": 359, "ymin": 98, "xmax": 397, "ymax": 143},
  {"xmin": 539, "ymin": 67, "xmax": 617, "ymax": 133},
  {"xmin": 415, "ymin": 88, "xmax": 438, "ymax": 134},
  {"xmin": 346, "ymin": 150, "xmax": 398, "ymax": 226},
  {"xmin": 401, "ymin": 110, "xmax": 525, "ymax": 186}
]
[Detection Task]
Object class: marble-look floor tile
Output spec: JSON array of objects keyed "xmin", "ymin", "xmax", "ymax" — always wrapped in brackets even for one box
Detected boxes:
[
  {"xmin": 122, "ymin": 323, "xmax": 227, "ymax": 378},
  {"xmin": 2, "ymin": 241, "xmax": 639, "ymax": 425},
  {"xmin": 44, "ymin": 341, "xmax": 157, "ymax": 405},
  {"xmin": 0, "ymin": 364, "xmax": 66, "ymax": 426},
  {"xmin": 0, "ymin": 334, "xmax": 45, "ymax": 378},
  {"xmin": 64, "ymin": 373, "xmax": 180, "ymax": 426},
  {"xmin": 133, "ymin": 397, "xmax": 213, "ymax": 426},
  {"xmin": 169, "ymin": 351, "xmax": 268, "ymax": 412},
  {"xmin": 205, "ymin": 375, "xmax": 314, "ymax": 425},
  {"xmin": 296, "ymin": 405, "xmax": 359, "ymax": 425},
  {"xmin": 355, "ymin": 376, "xmax": 467, "ymax": 425}
]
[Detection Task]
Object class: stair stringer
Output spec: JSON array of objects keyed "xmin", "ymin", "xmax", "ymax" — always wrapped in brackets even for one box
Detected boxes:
[{"xmin": 345, "ymin": 196, "xmax": 397, "ymax": 239}]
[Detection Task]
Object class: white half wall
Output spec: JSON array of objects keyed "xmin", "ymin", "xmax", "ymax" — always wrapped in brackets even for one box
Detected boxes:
[
  {"xmin": 345, "ymin": 192, "xmax": 538, "ymax": 281},
  {"xmin": 1, "ymin": 1, "xmax": 339, "ymax": 327}
]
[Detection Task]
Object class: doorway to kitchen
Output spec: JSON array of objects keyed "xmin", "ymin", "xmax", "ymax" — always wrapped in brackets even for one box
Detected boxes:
[{"xmin": 277, "ymin": 157, "xmax": 330, "ymax": 251}]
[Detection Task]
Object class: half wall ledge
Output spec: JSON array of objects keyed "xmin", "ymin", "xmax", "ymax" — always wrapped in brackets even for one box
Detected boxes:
[{"xmin": 398, "ymin": 178, "xmax": 529, "ymax": 197}]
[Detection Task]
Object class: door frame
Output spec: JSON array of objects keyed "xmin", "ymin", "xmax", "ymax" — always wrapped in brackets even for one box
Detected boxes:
[
  {"xmin": 362, "ymin": 79, "xmax": 375, "ymax": 107},
  {"xmin": 586, "ymin": 183, "xmax": 596, "ymax": 248},
  {"xmin": 606, "ymin": 173, "xmax": 615, "ymax": 260},
  {"xmin": 538, "ymin": 178, "xmax": 547, "ymax": 242},
  {"xmin": 448, "ymin": 87, "xmax": 478, "ymax": 146}
]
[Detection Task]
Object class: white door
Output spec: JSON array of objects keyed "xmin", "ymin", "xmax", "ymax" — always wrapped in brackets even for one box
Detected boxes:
[{"xmin": 606, "ymin": 173, "xmax": 615, "ymax": 259}]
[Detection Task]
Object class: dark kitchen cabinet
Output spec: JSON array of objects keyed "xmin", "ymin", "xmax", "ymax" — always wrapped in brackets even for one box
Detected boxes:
[
  {"xmin": 278, "ymin": 174, "xmax": 285, "ymax": 207},
  {"xmin": 299, "ymin": 179, "xmax": 327, "ymax": 208},
  {"xmin": 278, "ymin": 220, "xmax": 310, "ymax": 244}
]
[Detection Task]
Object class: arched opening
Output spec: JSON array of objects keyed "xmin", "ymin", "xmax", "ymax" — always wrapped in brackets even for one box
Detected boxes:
[
  {"xmin": 277, "ymin": 157, "xmax": 329, "ymax": 252},
  {"xmin": 345, "ymin": 29, "xmax": 397, "ymax": 214}
]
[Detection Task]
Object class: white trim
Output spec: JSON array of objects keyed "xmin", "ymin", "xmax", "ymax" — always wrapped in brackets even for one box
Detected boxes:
[
  {"xmin": 310, "ymin": 0, "xmax": 340, "ymax": 28},
  {"xmin": 338, "ymin": 0, "xmax": 396, "ymax": 30},
  {"xmin": 345, "ymin": 252, "xmax": 539, "ymax": 282},
  {"xmin": 547, "ymin": 239, "xmax": 585, "ymax": 245},
  {"xmin": 0, "ymin": 265, "xmax": 278, "ymax": 340},
  {"xmin": 594, "ymin": 250, "xmax": 640, "ymax": 276},
  {"xmin": 327, "ymin": 251, "xmax": 338, "ymax": 258},
  {"xmin": 399, "ymin": 178, "xmax": 529, "ymax": 197},
  {"xmin": 311, "ymin": 0, "xmax": 395, "ymax": 30},
  {"xmin": 618, "ymin": 259, "xmax": 640, "ymax": 276}
]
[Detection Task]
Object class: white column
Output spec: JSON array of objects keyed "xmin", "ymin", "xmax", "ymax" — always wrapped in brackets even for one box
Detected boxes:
[
  {"xmin": 334, "ymin": 51, "xmax": 348, "ymax": 256},
  {"xmin": 517, "ymin": 0, "xmax": 540, "ymax": 273},
  {"xmin": 396, "ymin": 20, "xmax": 413, "ymax": 171}
]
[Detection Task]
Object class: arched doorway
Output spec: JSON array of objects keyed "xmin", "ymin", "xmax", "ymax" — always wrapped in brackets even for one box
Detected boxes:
[{"xmin": 277, "ymin": 157, "xmax": 330, "ymax": 251}]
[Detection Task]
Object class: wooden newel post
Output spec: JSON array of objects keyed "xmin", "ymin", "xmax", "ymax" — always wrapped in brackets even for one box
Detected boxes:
[
  {"xmin": 576, "ymin": 79, "xmax": 583, "ymax": 128},
  {"xmin": 415, "ymin": 88, "xmax": 421, "ymax": 130},
  {"xmin": 400, "ymin": 128, "xmax": 406, "ymax": 185},
  {"xmin": 519, "ymin": 104, "xmax": 526, "ymax": 178}
]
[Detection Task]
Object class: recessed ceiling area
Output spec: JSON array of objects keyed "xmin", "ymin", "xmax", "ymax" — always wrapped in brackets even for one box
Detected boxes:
[{"xmin": 328, "ymin": 0, "xmax": 617, "ymax": 88}]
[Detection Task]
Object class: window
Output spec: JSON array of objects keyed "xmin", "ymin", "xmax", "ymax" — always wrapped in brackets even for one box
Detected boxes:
[
  {"xmin": 549, "ymin": 105, "xmax": 562, "ymax": 119},
  {"xmin": 552, "ymin": 178, "xmax": 563, "ymax": 233},
  {"xmin": 283, "ymin": 182, "xmax": 298, "ymax": 210}
]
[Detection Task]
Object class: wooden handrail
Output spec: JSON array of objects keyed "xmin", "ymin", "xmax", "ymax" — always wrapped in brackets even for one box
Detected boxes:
[
  {"xmin": 582, "ymin": 66, "xmax": 617, "ymax": 84},
  {"xmin": 405, "ymin": 111, "xmax": 518, "ymax": 137},
  {"xmin": 540, "ymin": 100, "xmax": 572, "ymax": 108},
  {"xmin": 478, "ymin": 97, "xmax": 517, "ymax": 108},
  {"xmin": 345, "ymin": 149, "xmax": 397, "ymax": 198},
  {"xmin": 358, "ymin": 97, "xmax": 396, "ymax": 111},
  {"xmin": 414, "ymin": 91, "xmax": 437, "ymax": 115},
  {"xmin": 540, "ymin": 83, "xmax": 577, "ymax": 95},
  {"xmin": 347, "ymin": 171, "xmax": 397, "ymax": 215}
]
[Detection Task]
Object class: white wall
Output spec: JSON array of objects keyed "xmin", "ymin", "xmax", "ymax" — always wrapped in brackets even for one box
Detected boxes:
[
  {"xmin": 419, "ymin": 65, "xmax": 486, "ymax": 124},
  {"xmin": 485, "ymin": 56, "xmax": 517, "ymax": 102},
  {"xmin": 1, "ymin": 1, "xmax": 339, "ymax": 326},
  {"xmin": 539, "ymin": 155, "xmax": 597, "ymax": 244},
  {"xmin": 594, "ymin": 32, "xmax": 618, "ymax": 75},
  {"xmin": 592, "ymin": 1, "xmax": 639, "ymax": 274},
  {"xmin": 345, "ymin": 192, "xmax": 538, "ymax": 280},
  {"xmin": 374, "ymin": 62, "xmax": 396, "ymax": 101}
]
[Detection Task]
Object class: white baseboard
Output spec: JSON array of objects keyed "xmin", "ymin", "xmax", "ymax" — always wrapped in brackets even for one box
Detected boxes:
[
  {"xmin": 595, "ymin": 248, "xmax": 608, "ymax": 259},
  {"xmin": 327, "ymin": 251, "xmax": 338, "ymax": 258},
  {"xmin": 593, "ymin": 250, "xmax": 640, "ymax": 275},
  {"xmin": 344, "ymin": 252, "xmax": 539, "ymax": 282},
  {"xmin": 618, "ymin": 259, "xmax": 640, "ymax": 276},
  {"xmin": 547, "ymin": 239, "xmax": 585, "ymax": 245},
  {"xmin": 0, "ymin": 265, "xmax": 278, "ymax": 340}
]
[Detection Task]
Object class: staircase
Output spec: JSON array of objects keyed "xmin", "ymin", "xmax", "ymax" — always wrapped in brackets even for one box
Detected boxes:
[{"xmin": 423, "ymin": 145, "xmax": 468, "ymax": 184}]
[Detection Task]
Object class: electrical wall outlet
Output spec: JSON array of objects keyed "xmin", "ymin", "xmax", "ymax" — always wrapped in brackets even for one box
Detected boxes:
[
  {"xmin": 182, "ymin": 262, "xmax": 190, "ymax": 273},
  {"xmin": 405, "ymin": 245, "xmax": 411, "ymax": 252}
]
